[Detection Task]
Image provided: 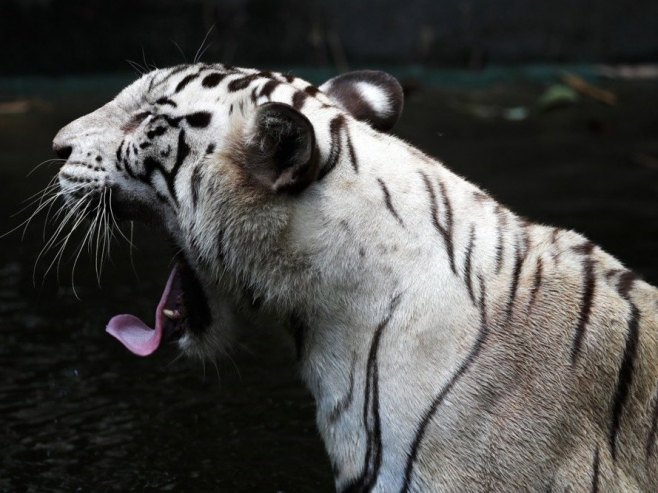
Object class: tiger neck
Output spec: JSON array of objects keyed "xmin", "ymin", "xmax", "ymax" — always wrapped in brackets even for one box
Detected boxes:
[{"xmin": 275, "ymin": 128, "xmax": 532, "ymax": 483}]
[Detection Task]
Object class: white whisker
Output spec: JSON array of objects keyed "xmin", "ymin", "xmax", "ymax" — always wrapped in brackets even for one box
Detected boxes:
[
  {"xmin": 193, "ymin": 24, "xmax": 215, "ymax": 64},
  {"xmin": 40, "ymin": 199, "xmax": 91, "ymax": 286},
  {"xmin": 107, "ymin": 188, "xmax": 133, "ymax": 246},
  {"xmin": 126, "ymin": 59, "xmax": 146, "ymax": 75},
  {"xmin": 70, "ymin": 202, "xmax": 100, "ymax": 299},
  {"xmin": 47, "ymin": 199, "xmax": 92, "ymax": 281},
  {"xmin": 27, "ymin": 158, "xmax": 66, "ymax": 177},
  {"xmin": 171, "ymin": 39, "xmax": 187, "ymax": 63},
  {"xmin": 33, "ymin": 194, "xmax": 88, "ymax": 285},
  {"xmin": 129, "ymin": 220, "xmax": 139, "ymax": 280}
]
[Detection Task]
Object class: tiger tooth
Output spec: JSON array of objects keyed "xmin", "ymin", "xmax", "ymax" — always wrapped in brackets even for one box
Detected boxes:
[{"xmin": 163, "ymin": 309, "xmax": 180, "ymax": 319}]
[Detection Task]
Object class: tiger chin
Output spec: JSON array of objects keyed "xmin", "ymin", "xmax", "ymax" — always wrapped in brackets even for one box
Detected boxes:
[{"xmin": 52, "ymin": 63, "xmax": 658, "ymax": 492}]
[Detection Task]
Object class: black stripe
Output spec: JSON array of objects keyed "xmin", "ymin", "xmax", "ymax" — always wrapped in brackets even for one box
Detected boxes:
[
  {"xmin": 201, "ymin": 72, "xmax": 226, "ymax": 88},
  {"xmin": 162, "ymin": 115, "xmax": 183, "ymax": 128},
  {"xmin": 494, "ymin": 205, "xmax": 506, "ymax": 274},
  {"xmin": 141, "ymin": 157, "xmax": 169, "ymax": 199},
  {"xmin": 570, "ymin": 243, "xmax": 596, "ymax": 365},
  {"xmin": 155, "ymin": 97, "xmax": 177, "ymax": 107},
  {"xmin": 551, "ymin": 228, "xmax": 560, "ymax": 244},
  {"xmin": 591, "ymin": 447, "xmax": 600, "ymax": 493},
  {"xmin": 190, "ymin": 164, "xmax": 202, "ymax": 209},
  {"xmin": 529, "ymin": 256, "xmax": 543, "ymax": 309},
  {"xmin": 520, "ymin": 219, "xmax": 531, "ymax": 257},
  {"xmin": 260, "ymin": 79, "xmax": 280, "ymax": 99},
  {"xmin": 341, "ymin": 295, "xmax": 400, "ymax": 493},
  {"xmin": 345, "ymin": 127, "xmax": 358, "ymax": 173},
  {"xmin": 646, "ymin": 385, "xmax": 658, "ymax": 458},
  {"xmin": 437, "ymin": 181, "xmax": 455, "ymax": 270},
  {"xmin": 159, "ymin": 144, "xmax": 171, "ymax": 158},
  {"xmin": 185, "ymin": 111, "xmax": 212, "ymax": 128},
  {"xmin": 617, "ymin": 271, "xmax": 638, "ymax": 298},
  {"xmin": 305, "ymin": 85, "xmax": 320, "ymax": 96},
  {"xmin": 464, "ymin": 224, "xmax": 476, "ymax": 304},
  {"xmin": 155, "ymin": 191, "xmax": 168, "ymax": 203},
  {"xmin": 550, "ymin": 228, "xmax": 561, "ymax": 264},
  {"xmin": 292, "ymin": 90, "xmax": 308, "ymax": 110},
  {"xmin": 572, "ymin": 241, "xmax": 595, "ymax": 255},
  {"xmin": 123, "ymin": 159, "xmax": 135, "ymax": 178},
  {"xmin": 174, "ymin": 129, "xmax": 190, "ymax": 169},
  {"xmin": 473, "ymin": 191, "xmax": 489, "ymax": 202},
  {"xmin": 318, "ymin": 115, "xmax": 345, "ymax": 180},
  {"xmin": 419, "ymin": 171, "xmax": 456, "ymax": 274},
  {"xmin": 121, "ymin": 141, "xmax": 138, "ymax": 179},
  {"xmin": 115, "ymin": 141, "xmax": 124, "ymax": 171},
  {"xmin": 227, "ymin": 73, "xmax": 260, "ymax": 92},
  {"xmin": 504, "ymin": 235, "xmax": 523, "ymax": 323},
  {"xmin": 401, "ymin": 275, "xmax": 489, "ymax": 493},
  {"xmin": 138, "ymin": 129, "xmax": 189, "ymax": 207},
  {"xmin": 377, "ymin": 178, "xmax": 404, "ymax": 227},
  {"xmin": 328, "ymin": 357, "xmax": 356, "ymax": 423},
  {"xmin": 148, "ymin": 64, "xmax": 188, "ymax": 92},
  {"xmin": 174, "ymin": 73, "xmax": 200, "ymax": 93},
  {"xmin": 146, "ymin": 125, "xmax": 168, "ymax": 140},
  {"xmin": 609, "ymin": 275, "xmax": 640, "ymax": 461}
]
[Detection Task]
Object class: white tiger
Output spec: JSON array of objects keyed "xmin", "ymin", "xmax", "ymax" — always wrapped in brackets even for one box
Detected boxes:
[{"xmin": 52, "ymin": 63, "xmax": 658, "ymax": 492}]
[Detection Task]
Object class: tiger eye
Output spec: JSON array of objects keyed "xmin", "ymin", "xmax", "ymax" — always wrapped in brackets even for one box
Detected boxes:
[{"xmin": 121, "ymin": 111, "xmax": 151, "ymax": 133}]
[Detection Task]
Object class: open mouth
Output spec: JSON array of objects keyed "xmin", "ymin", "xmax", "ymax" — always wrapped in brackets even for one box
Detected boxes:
[{"xmin": 106, "ymin": 254, "xmax": 211, "ymax": 356}]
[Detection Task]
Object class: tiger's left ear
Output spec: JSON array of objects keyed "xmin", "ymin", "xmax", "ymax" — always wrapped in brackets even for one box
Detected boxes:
[
  {"xmin": 319, "ymin": 70, "xmax": 404, "ymax": 132},
  {"xmin": 243, "ymin": 102, "xmax": 318, "ymax": 194}
]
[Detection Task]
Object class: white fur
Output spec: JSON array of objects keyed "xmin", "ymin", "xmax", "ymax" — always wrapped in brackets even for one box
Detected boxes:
[
  {"xmin": 53, "ymin": 64, "xmax": 658, "ymax": 492},
  {"xmin": 355, "ymin": 80, "xmax": 392, "ymax": 116}
]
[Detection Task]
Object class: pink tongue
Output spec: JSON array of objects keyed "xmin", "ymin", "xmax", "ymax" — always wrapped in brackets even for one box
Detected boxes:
[
  {"xmin": 106, "ymin": 265, "xmax": 179, "ymax": 356},
  {"xmin": 106, "ymin": 314, "xmax": 162, "ymax": 356}
]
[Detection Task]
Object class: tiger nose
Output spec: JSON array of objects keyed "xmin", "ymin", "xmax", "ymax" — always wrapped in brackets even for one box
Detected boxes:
[{"xmin": 52, "ymin": 142, "xmax": 73, "ymax": 160}]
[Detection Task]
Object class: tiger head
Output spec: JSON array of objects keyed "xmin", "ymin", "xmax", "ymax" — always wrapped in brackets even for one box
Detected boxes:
[{"xmin": 52, "ymin": 64, "xmax": 403, "ymax": 359}]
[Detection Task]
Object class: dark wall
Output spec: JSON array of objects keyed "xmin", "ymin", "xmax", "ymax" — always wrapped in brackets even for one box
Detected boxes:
[{"xmin": 2, "ymin": 0, "xmax": 658, "ymax": 75}]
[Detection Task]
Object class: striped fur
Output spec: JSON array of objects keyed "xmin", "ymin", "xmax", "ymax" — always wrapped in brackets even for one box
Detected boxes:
[{"xmin": 53, "ymin": 64, "xmax": 658, "ymax": 491}]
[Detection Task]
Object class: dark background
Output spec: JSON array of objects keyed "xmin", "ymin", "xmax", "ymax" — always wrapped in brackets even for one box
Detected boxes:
[
  {"xmin": 1, "ymin": 1, "xmax": 657, "ymax": 492},
  {"xmin": 2, "ymin": 0, "xmax": 658, "ymax": 75}
]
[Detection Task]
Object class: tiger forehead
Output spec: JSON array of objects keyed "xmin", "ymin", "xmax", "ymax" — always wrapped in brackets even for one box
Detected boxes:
[{"xmin": 129, "ymin": 64, "xmax": 323, "ymax": 110}]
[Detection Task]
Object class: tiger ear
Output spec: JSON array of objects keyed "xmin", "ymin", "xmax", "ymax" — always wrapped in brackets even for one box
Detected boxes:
[
  {"xmin": 319, "ymin": 70, "xmax": 404, "ymax": 132},
  {"xmin": 244, "ymin": 102, "xmax": 318, "ymax": 194}
]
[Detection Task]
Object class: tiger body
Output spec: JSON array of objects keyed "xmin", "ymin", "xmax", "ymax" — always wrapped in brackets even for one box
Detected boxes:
[{"xmin": 51, "ymin": 64, "xmax": 658, "ymax": 492}]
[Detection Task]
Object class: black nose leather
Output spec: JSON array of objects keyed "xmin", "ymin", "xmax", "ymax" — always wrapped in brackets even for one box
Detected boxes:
[{"xmin": 53, "ymin": 144, "xmax": 72, "ymax": 160}]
